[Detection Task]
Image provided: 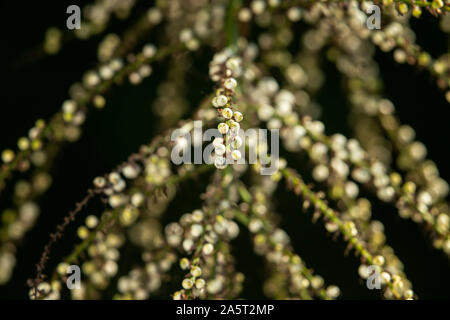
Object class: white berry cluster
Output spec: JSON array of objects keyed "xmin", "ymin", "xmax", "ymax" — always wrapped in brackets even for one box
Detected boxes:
[
  {"xmin": 239, "ymin": 63, "xmax": 416, "ymax": 299},
  {"xmin": 114, "ymin": 249, "xmax": 177, "ymax": 300},
  {"xmin": 169, "ymin": 203, "xmax": 240, "ymax": 300},
  {"xmin": 209, "ymin": 49, "xmax": 244, "ymax": 169},
  {"xmin": 240, "ymin": 185, "xmax": 338, "ymax": 299},
  {"xmin": 4, "ymin": 0, "xmax": 450, "ymax": 302}
]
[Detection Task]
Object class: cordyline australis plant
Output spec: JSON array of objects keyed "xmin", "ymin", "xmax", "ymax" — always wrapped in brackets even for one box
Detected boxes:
[{"xmin": 0, "ymin": 0, "xmax": 449, "ymax": 300}]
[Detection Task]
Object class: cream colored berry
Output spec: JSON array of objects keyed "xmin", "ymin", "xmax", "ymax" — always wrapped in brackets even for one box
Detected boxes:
[
  {"xmin": 182, "ymin": 278, "xmax": 194, "ymax": 290},
  {"xmin": 222, "ymin": 108, "xmax": 233, "ymax": 119},
  {"xmin": 202, "ymin": 243, "xmax": 214, "ymax": 255},
  {"xmin": 218, "ymin": 123, "xmax": 229, "ymax": 134},
  {"xmin": 216, "ymin": 95, "xmax": 228, "ymax": 107},
  {"xmin": 231, "ymin": 150, "xmax": 242, "ymax": 161},
  {"xmin": 233, "ymin": 111, "xmax": 243, "ymax": 122},
  {"xmin": 224, "ymin": 78, "xmax": 237, "ymax": 90},
  {"xmin": 191, "ymin": 266, "xmax": 202, "ymax": 277},
  {"xmin": 2, "ymin": 149, "xmax": 15, "ymax": 163}
]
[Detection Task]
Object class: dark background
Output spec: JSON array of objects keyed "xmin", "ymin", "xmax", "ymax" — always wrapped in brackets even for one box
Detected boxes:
[{"xmin": 0, "ymin": 1, "xmax": 449, "ymax": 299}]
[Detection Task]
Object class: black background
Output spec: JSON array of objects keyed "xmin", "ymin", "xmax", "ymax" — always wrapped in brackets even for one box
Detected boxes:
[{"xmin": 0, "ymin": 1, "xmax": 449, "ymax": 300}]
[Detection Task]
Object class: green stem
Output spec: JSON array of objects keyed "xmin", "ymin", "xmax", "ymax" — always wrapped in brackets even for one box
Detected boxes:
[
  {"xmin": 281, "ymin": 167, "xmax": 403, "ymax": 299},
  {"xmin": 225, "ymin": 0, "xmax": 241, "ymax": 48}
]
